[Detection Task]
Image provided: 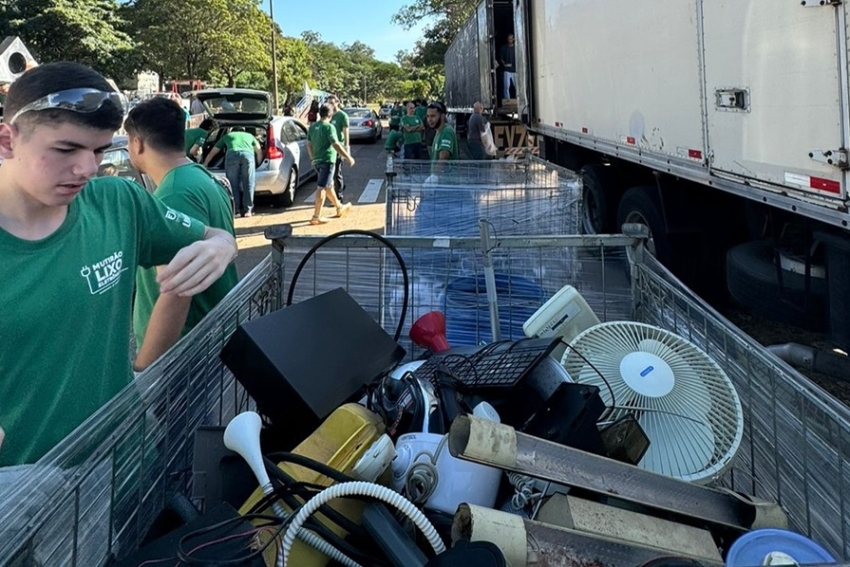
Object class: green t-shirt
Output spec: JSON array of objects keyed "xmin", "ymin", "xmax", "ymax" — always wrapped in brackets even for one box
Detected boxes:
[
  {"xmin": 415, "ymin": 106, "xmax": 427, "ymax": 121},
  {"xmin": 134, "ymin": 163, "xmax": 238, "ymax": 350},
  {"xmin": 390, "ymin": 107, "xmax": 404, "ymax": 125},
  {"xmin": 308, "ymin": 120, "xmax": 340, "ymax": 165},
  {"xmin": 384, "ymin": 130, "xmax": 403, "ymax": 152},
  {"xmin": 431, "ymin": 125, "xmax": 459, "ymax": 162},
  {"xmin": 214, "ymin": 131, "xmax": 258, "ymax": 153},
  {"xmin": 401, "ymin": 115, "xmax": 423, "ymax": 145},
  {"xmin": 184, "ymin": 127, "xmax": 207, "ymax": 156},
  {"xmin": 0, "ymin": 177, "xmax": 205, "ymax": 466},
  {"xmin": 330, "ymin": 111, "xmax": 350, "ymax": 145}
]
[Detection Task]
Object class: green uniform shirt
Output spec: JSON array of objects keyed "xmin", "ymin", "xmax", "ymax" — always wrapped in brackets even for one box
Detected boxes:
[
  {"xmin": 0, "ymin": 177, "xmax": 205, "ymax": 466},
  {"xmin": 330, "ymin": 111, "xmax": 350, "ymax": 145},
  {"xmin": 415, "ymin": 106, "xmax": 427, "ymax": 121},
  {"xmin": 184, "ymin": 127, "xmax": 207, "ymax": 156},
  {"xmin": 385, "ymin": 130, "xmax": 403, "ymax": 152},
  {"xmin": 214, "ymin": 131, "xmax": 258, "ymax": 153},
  {"xmin": 134, "ymin": 163, "xmax": 238, "ymax": 350},
  {"xmin": 401, "ymin": 115, "xmax": 423, "ymax": 145},
  {"xmin": 431, "ymin": 125, "xmax": 459, "ymax": 162},
  {"xmin": 390, "ymin": 107, "xmax": 404, "ymax": 126},
  {"xmin": 308, "ymin": 121, "xmax": 339, "ymax": 165}
]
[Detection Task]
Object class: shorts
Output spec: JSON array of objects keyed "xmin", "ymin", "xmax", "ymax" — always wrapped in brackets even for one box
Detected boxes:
[{"xmin": 315, "ymin": 162, "xmax": 336, "ymax": 188}]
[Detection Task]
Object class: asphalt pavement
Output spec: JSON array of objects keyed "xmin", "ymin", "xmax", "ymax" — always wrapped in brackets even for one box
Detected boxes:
[{"xmin": 233, "ymin": 126, "xmax": 391, "ymax": 278}]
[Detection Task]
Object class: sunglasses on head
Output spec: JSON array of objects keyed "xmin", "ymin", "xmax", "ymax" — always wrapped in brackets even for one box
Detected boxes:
[{"xmin": 8, "ymin": 88, "xmax": 128, "ymax": 125}]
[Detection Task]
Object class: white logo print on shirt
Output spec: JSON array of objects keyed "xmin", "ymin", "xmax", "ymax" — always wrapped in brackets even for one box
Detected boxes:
[
  {"xmin": 80, "ymin": 251, "xmax": 126, "ymax": 295},
  {"xmin": 165, "ymin": 208, "xmax": 192, "ymax": 228}
]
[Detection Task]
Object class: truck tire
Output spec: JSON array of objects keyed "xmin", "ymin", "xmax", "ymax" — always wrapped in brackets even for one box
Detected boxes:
[
  {"xmin": 726, "ymin": 240, "xmax": 829, "ymax": 331},
  {"xmin": 580, "ymin": 164, "xmax": 618, "ymax": 234},
  {"xmin": 617, "ymin": 186, "xmax": 671, "ymax": 264}
]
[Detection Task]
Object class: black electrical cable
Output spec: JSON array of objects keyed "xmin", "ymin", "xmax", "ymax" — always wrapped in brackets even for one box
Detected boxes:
[
  {"xmin": 285, "ymin": 229, "xmax": 410, "ymax": 342},
  {"xmin": 175, "ymin": 513, "xmax": 282, "ymax": 566},
  {"xmin": 560, "ymin": 338, "xmax": 617, "ymax": 422}
]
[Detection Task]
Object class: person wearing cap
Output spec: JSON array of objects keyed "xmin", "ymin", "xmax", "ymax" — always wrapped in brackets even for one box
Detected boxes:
[
  {"xmin": 0, "ymin": 62, "xmax": 237, "ymax": 466},
  {"xmin": 426, "ymin": 101, "xmax": 459, "ymax": 175}
]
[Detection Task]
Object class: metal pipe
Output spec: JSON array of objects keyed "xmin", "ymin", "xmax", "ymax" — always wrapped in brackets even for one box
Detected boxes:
[
  {"xmin": 452, "ymin": 504, "xmax": 725, "ymax": 567},
  {"xmin": 767, "ymin": 343, "xmax": 850, "ymax": 381},
  {"xmin": 448, "ymin": 415, "xmax": 787, "ymax": 532},
  {"xmin": 479, "ymin": 219, "xmax": 502, "ymax": 342}
]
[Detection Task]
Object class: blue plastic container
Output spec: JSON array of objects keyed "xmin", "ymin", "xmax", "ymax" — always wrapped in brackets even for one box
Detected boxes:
[
  {"xmin": 444, "ymin": 273, "xmax": 545, "ymax": 346},
  {"xmin": 726, "ymin": 529, "xmax": 835, "ymax": 566}
]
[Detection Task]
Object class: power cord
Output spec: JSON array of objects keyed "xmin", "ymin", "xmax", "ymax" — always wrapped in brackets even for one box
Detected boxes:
[
  {"xmin": 285, "ymin": 230, "xmax": 409, "ymax": 342},
  {"xmin": 403, "ymin": 435, "xmax": 449, "ymax": 506}
]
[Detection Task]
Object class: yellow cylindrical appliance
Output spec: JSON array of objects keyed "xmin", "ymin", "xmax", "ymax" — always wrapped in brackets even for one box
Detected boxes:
[{"xmin": 238, "ymin": 403, "xmax": 386, "ymax": 566}]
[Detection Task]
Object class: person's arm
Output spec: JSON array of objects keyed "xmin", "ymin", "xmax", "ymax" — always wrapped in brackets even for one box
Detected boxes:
[
  {"xmin": 254, "ymin": 139, "xmax": 263, "ymax": 164},
  {"xmin": 133, "ymin": 279, "xmax": 192, "ymax": 370},
  {"xmin": 157, "ymin": 226, "xmax": 237, "ymax": 296},
  {"xmin": 307, "ymin": 140, "xmax": 314, "ymax": 161},
  {"xmin": 331, "ymin": 141, "xmax": 355, "ymax": 166},
  {"xmin": 203, "ymin": 146, "xmax": 221, "ymax": 167},
  {"xmin": 189, "ymin": 143, "xmax": 202, "ymax": 158}
]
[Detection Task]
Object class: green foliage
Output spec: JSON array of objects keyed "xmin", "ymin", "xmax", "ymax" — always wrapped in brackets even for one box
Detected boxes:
[
  {"xmin": 0, "ymin": 0, "xmax": 442, "ymax": 104},
  {"xmin": 393, "ymin": 0, "xmax": 478, "ymax": 69}
]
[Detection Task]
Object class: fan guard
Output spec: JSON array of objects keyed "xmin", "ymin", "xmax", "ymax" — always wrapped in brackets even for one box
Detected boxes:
[{"xmin": 561, "ymin": 321, "xmax": 744, "ymax": 484}]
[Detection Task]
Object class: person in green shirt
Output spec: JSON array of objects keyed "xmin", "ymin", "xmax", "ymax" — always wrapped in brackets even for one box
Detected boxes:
[
  {"xmin": 203, "ymin": 127, "xmax": 262, "ymax": 217},
  {"xmin": 327, "ymin": 95, "xmax": 350, "ymax": 203},
  {"xmin": 307, "ymin": 103, "xmax": 355, "ymax": 225},
  {"xmin": 0, "ymin": 62, "xmax": 237, "ymax": 466},
  {"xmin": 384, "ymin": 129, "xmax": 403, "ymax": 156},
  {"xmin": 415, "ymin": 100, "xmax": 431, "ymax": 157},
  {"xmin": 124, "ymin": 97, "xmax": 239, "ymax": 371},
  {"xmin": 401, "ymin": 101, "xmax": 424, "ymax": 160},
  {"xmin": 184, "ymin": 117, "xmax": 216, "ymax": 161},
  {"xmin": 389, "ymin": 101, "xmax": 404, "ymax": 131},
  {"xmin": 427, "ymin": 101, "xmax": 459, "ymax": 178}
]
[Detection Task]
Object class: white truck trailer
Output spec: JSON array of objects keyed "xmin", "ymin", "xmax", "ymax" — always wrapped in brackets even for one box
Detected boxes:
[{"xmin": 447, "ymin": 0, "xmax": 850, "ymax": 346}]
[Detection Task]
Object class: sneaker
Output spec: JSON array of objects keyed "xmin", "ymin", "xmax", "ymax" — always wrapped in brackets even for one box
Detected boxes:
[
  {"xmin": 310, "ymin": 216, "xmax": 329, "ymax": 225},
  {"xmin": 335, "ymin": 202, "xmax": 353, "ymax": 218}
]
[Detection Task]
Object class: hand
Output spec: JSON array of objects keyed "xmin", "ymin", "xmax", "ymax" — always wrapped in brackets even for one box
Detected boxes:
[
  {"xmin": 157, "ymin": 230, "xmax": 237, "ymax": 296},
  {"xmin": 346, "ymin": 156, "xmax": 356, "ymax": 167}
]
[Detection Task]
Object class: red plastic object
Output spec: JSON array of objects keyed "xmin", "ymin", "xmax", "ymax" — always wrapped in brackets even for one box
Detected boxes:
[{"xmin": 410, "ymin": 311, "xmax": 451, "ymax": 352}]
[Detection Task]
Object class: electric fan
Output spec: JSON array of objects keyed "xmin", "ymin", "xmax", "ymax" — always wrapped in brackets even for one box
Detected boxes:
[{"xmin": 561, "ymin": 322, "xmax": 744, "ymax": 484}]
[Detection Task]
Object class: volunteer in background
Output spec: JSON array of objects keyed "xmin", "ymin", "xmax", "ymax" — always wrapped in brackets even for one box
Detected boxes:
[
  {"xmin": 0, "ymin": 62, "xmax": 237, "ymax": 466},
  {"xmin": 203, "ymin": 127, "xmax": 262, "ymax": 218},
  {"xmin": 427, "ymin": 101, "xmax": 459, "ymax": 176},
  {"xmin": 327, "ymin": 95, "xmax": 350, "ymax": 203},
  {"xmin": 307, "ymin": 103, "xmax": 355, "ymax": 225},
  {"xmin": 466, "ymin": 102, "xmax": 488, "ymax": 160},
  {"xmin": 184, "ymin": 117, "xmax": 216, "ymax": 161},
  {"xmin": 389, "ymin": 101, "xmax": 404, "ymax": 132},
  {"xmin": 124, "ymin": 97, "xmax": 239, "ymax": 371},
  {"xmin": 401, "ymin": 101, "xmax": 424, "ymax": 159}
]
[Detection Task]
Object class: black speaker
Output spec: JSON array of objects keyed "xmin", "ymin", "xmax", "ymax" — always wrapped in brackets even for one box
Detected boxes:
[{"xmin": 220, "ymin": 288, "xmax": 405, "ymax": 447}]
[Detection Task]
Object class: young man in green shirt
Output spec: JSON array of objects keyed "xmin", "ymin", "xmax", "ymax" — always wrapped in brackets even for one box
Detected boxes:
[
  {"xmin": 384, "ymin": 129, "xmax": 403, "ymax": 157},
  {"xmin": 0, "ymin": 62, "xmax": 237, "ymax": 466},
  {"xmin": 125, "ymin": 97, "xmax": 239, "ymax": 371},
  {"xmin": 389, "ymin": 101, "xmax": 404, "ymax": 132},
  {"xmin": 203, "ymin": 127, "xmax": 262, "ymax": 217},
  {"xmin": 401, "ymin": 101, "xmax": 424, "ymax": 160},
  {"xmin": 327, "ymin": 95, "xmax": 349, "ymax": 203},
  {"xmin": 184, "ymin": 117, "xmax": 216, "ymax": 161},
  {"xmin": 307, "ymin": 103, "xmax": 355, "ymax": 225},
  {"xmin": 427, "ymin": 101, "xmax": 459, "ymax": 178}
]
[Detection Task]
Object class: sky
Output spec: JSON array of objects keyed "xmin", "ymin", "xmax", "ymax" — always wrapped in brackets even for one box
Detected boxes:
[{"xmin": 270, "ymin": 0, "xmax": 428, "ymax": 63}]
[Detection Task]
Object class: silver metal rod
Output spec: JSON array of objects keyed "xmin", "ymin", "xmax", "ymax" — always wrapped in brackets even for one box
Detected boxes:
[
  {"xmin": 448, "ymin": 416, "xmax": 786, "ymax": 532},
  {"xmin": 479, "ymin": 219, "xmax": 501, "ymax": 342}
]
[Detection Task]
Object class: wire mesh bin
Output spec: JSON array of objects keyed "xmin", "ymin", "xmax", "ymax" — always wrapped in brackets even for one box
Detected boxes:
[
  {"xmin": 5, "ymin": 230, "xmax": 850, "ymax": 564},
  {"xmin": 0, "ymin": 256, "xmax": 279, "ymax": 567},
  {"xmin": 386, "ymin": 156, "xmax": 581, "ymax": 237},
  {"xmin": 275, "ymin": 231, "xmax": 850, "ymax": 560}
]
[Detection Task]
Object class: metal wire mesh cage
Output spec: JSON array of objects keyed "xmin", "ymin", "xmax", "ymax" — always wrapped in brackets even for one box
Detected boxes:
[
  {"xmin": 386, "ymin": 155, "xmax": 581, "ymax": 237},
  {"xmin": 4, "ymin": 231, "xmax": 850, "ymax": 564}
]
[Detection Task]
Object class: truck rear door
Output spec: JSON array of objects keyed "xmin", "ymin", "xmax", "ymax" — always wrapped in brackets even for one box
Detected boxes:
[
  {"xmin": 477, "ymin": 0, "xmax": 495, "ymax": 110},
  {"xmin": 703, "ymin": 1, "xmax": 848, "ymax": 204}
]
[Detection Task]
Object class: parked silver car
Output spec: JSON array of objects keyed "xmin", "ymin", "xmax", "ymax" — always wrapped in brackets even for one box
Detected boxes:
[
  {"xmin": 344, "ymin": 107, "xmax": 383, "ymax": 143},
  {"xmin": 195, "ymin": 88, "xmax": 316, "ymax": 207}
]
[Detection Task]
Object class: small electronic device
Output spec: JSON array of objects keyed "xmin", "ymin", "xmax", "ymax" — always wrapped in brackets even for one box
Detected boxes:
[{"xmin": 522, "ymin": 284, "xmax": 600, "ymax": 361}]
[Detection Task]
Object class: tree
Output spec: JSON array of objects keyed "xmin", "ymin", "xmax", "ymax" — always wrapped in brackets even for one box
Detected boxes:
[
  {"xmin": 0, "ymin": 0, "xmax": 134, "ymax": 76},
  {"xmin": 275, "ymin": 37, "xmax": 311, "ymax": 102},
  {"xmin": 213, "ymin": 0, "xmax": 271, "ymax": 87},
  {"xmin": 393, "ymin": 0, "xmax": 478, "ymax": 69}
]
